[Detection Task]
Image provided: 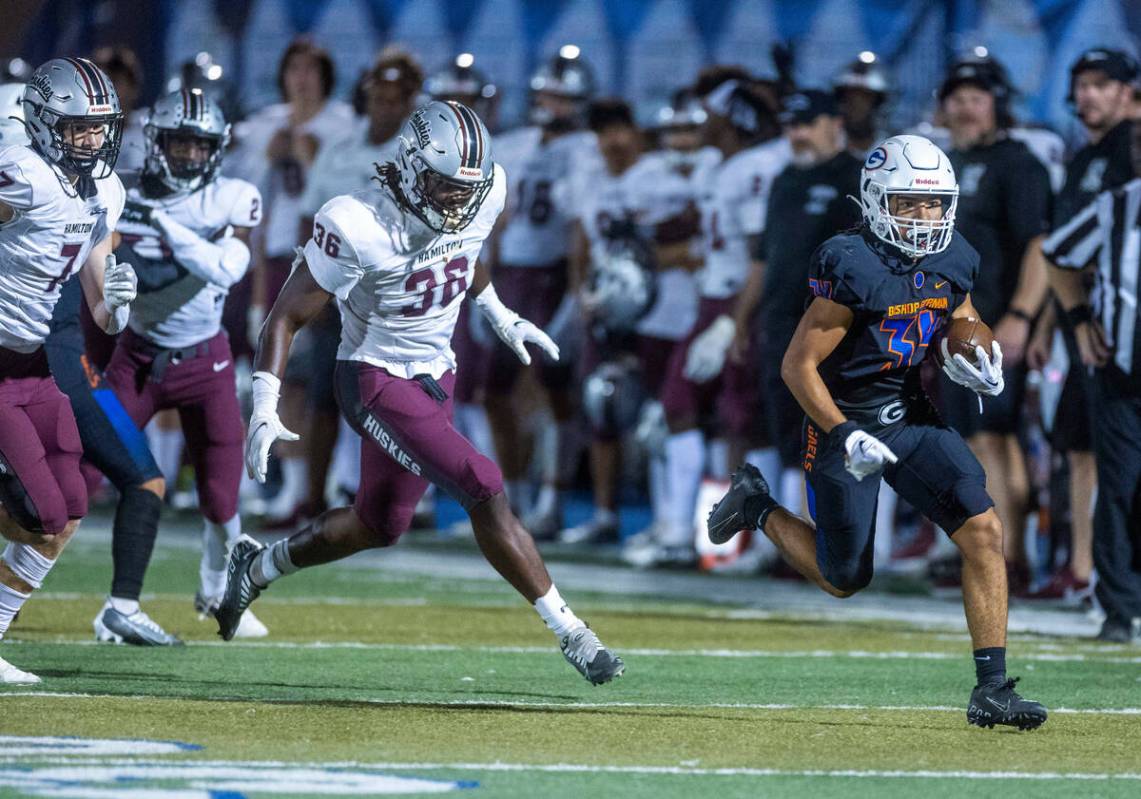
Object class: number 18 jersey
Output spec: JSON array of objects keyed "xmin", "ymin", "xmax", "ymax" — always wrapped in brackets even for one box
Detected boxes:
[
  {"xmin": 304, "ymin": 165, "xmax": 507, "ymax": 379},
  {"xmin": 0, "ymin": 144, "xmax": 125, "ymax": 352}
]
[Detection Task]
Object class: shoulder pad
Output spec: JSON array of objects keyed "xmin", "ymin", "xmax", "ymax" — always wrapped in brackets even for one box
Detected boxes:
[{"xmin": 809, "ymin": 233, "xmax": 882, "ymax": 310}]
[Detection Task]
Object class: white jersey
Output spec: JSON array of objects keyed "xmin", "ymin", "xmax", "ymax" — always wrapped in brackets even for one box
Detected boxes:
[
  {"xmin": 0, "ymin": 144, "xmax": 124, "ymax": 352},
  {"xmin": 498, "ymin": 128, "xmax": 599, "ymax": 267},
  {"xmin": 569, "ymin": 161, "xmax": 642, "ymax": 264},
  {"xmin": 118, "ymin": 175, "xmax": 262, "ymax": 349},
  {"xmin": 300, "ymin": 119, "xmax": 400, "ymax": 218},
  {"xmin": 305, "ymin": 165, "xmax": 507, "ymax": 379},
  {"xmin": 697, "ymin": 138, "xmax": 790, "ymax": 299},
  {"xmin": 230, "ymin": 100, "xmax": 355, "ymax": 258}
]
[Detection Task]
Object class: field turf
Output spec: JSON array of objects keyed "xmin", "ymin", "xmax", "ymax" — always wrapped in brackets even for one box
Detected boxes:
[{"xmin": 1, "ymin": 521, "xmax": 1139, "ymax": 798}]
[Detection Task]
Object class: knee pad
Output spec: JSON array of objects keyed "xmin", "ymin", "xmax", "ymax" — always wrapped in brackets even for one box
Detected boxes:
[{"xmin": 2, "ymin": 542, "xmax": 55, "ymax": 589}]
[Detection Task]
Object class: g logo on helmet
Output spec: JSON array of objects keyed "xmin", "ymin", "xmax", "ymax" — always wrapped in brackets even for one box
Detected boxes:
[
  {"xmin": 865, "ymin": 147, "xmax": 887, "ymax": 170},
  {"xmin": 878, "ymin": 399, "xmax": 906, "ymax": 426}
]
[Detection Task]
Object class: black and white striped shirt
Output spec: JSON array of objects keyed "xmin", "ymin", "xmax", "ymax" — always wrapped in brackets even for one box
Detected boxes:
[{"xmin": 1043, "ymin": 177, "xmax": 1141, "ymax": 382}]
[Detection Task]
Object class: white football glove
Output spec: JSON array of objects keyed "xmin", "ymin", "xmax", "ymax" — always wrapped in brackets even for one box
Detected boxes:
[
  {"xmin": 842, "ymin": 428, "xmax": 898, "ymax": 481},
  {"xmin": 245, "ymin": 372, "xmax": 300, "ymax": 483},
  {"xmin": 941, "ymin": 340, "xmax": 1004, "ymax": 397},
  {"xmin": 684, "ymin": 315, "xmax": 735, "ymax": 383},
  {"xmin": 474, "ymin": 285, "xmax": 560, "ymax": 366},
  {"xmin": 102, "ymin": 253, "xmax": 138, "ymax": 312}
]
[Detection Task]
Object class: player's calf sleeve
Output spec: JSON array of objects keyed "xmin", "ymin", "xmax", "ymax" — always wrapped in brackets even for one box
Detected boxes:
[
  {"xmin": 110, "ymin": 486, "xmax": 163, "ymax": 601},
  {"xmin": 534, "ymin": 584, "xmax": 584, "ymax": 637},
  {"xmin": 0, "ymin": 582, "xmax": 31, "ymax": 638},
  {"xmin": 250, "ymin": 538, "xmax": 300, "ymax": 588}
]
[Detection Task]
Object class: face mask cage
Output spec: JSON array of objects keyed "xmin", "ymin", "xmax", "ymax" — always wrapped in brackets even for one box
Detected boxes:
[
  {"xmin": 145, "ymin": 127, "xmax": 225, "ymax": 192},
  {"xmin": 411, "ymin": 165, "xmax": 492, "ymax": 234},
  {"xmin": 47, "ymin": 111, "xmax": 124, "ymax": 178},
  {"xmin": 863, "ymin": 181, "xmax": 959, "ymax": 258}
]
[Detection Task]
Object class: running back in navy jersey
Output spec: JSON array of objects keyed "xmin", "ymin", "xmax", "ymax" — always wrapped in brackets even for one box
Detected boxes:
[{"xmin": 808, "ymin": 228, "xmax": 980, "ymax": 420}]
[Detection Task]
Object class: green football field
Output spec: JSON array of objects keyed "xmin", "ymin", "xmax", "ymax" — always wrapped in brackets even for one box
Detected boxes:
[{"xmin": 2, "ymin": 519, "xmax": 1139, "ymax": 798}]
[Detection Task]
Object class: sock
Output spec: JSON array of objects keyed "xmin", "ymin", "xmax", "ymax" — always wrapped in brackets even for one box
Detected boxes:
[
  {"xmin": 146, "ymin": 423, "xmax": 185, "ymax": 486},
  {"xmin": 973, "ymin": 647, "xmax": 1007, "ymax": 686},
  {"xmin": 665, "ymin": 429, "xmax": 704, "ymax": 536},
  {"xmin": 251, "ymin": 538, "xmax": 299, "ymax": 588},
  {"xmin": 745, "ymin": 447, "xmax": 781, "ymax": 488},
  {"xmin": 873, "ymin": 479, "xmax": 898, "ymax": 568},
  {"xmin": 110, "ymin": 486, "xmax": 163, "ymax": 600},
  {"xmin": 0, "ymin": 582, "xmax": 30, "ymax": 637},
  {"xmin": 109, "ymin": 596, "xmax": 140, "ymax": 615},
  {"xmin": 199, "ymin": 516, "xmax": 242, "ymax": 598},
  {"xmin": 648, "ymin": 454, "xmax": 668, "ymax": 524},
  {"xmin": 456, "ymin": 403, "xmax": 495, "ymax": 459},
  {"xmin": 534, "ymin": 584, "xmax": 584, "ymax": 637}
]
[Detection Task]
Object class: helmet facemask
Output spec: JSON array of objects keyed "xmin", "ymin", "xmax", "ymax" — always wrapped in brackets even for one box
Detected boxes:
[
  {"xmin": 400, "ymin": 144, "xmax": 492, "ymax": 234},
  {"xmin": 145, "ymin": 127, "xmax": 225, "ymax": 193},
  {"xmin": 43, "ymin": 110, "xmax": 123, "ymax": 179},
  {"xmin": 863, "ymin": 179, "xmax": 958, "ymax": 258}
]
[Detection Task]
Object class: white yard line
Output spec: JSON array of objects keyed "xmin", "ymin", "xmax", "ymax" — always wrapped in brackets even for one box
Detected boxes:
[{"xmin": 2, "ymin": 691, "xmax": 1138, "ymax": 715}]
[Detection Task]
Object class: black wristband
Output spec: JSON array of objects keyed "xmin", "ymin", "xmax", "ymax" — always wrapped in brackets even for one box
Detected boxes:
[
  {"xmin": 1065, "ymin": 304, "xmax": 1093, "ymax": 326},
  {"xmin": 829, "ymin": 420, "xmax": 859, "ymax": 447},
  {"xmin": 1008, "ymin": 308, "xmax": 1034, "ymax": 324}
]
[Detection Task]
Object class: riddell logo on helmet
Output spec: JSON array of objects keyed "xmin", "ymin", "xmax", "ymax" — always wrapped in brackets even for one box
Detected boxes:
[
  {"xmin": 89, "ymin": 104, "xmax": 113, "ymax": 114},
  {"xmin": 913, "ymin": 178, "xmax": 940, "ymax": 185},
  {"xmin": 457, "ymin": 167, "xmax": 482, "ymax": 179}
]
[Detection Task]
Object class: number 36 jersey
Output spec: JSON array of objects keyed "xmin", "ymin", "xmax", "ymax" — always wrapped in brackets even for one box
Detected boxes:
[
  {"xmin": 305, "ymin": 164, "xmax": 507, "ymax": 379},
  {"xmin": 0, "ymin": 144, "xmax": 125, "ymax": 352}
]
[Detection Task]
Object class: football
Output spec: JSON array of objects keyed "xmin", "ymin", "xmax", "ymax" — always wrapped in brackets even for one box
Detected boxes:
[{"xmin": 933, "ymin": 316, "xmax": 994, "ymax": 368}]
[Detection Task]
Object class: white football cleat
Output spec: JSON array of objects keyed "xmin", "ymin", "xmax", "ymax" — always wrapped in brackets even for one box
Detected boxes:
[
  {"xmin": 233, "ymin": 609, "xmax": 269, "ymax": 639},
  {"xmin": 0, "ymin": 654, "xmax": 41, "ymax": 684}
]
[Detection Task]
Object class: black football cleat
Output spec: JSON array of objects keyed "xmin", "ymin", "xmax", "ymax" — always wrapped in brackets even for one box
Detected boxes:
[
  {"xmin": 707, "ymin": 463, "xmax": 775, "ymax": 545},
  {"xmin": 967, "ymin": 677, "xmax": 1048, "ymax": 731},
  {"xmin": 214, "ymin": 535, "xmax": 266, "ymax": 642}
]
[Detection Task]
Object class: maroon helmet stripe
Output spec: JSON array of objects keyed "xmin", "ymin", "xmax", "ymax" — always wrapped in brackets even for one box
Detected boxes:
[
  {"xmin": 457, "ymin": 103, "xmax": 484, "ymax": 166},
  {"xmin": 82, "ymin": 58, "xmax": 110, "ymax": 104},
  {"xmin": 446, "ymin": 103, "xmax": 474, "ymax": 169}
]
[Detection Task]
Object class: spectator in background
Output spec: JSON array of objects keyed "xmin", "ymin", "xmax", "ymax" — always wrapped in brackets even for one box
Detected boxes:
[
  {"xmin": 1026, "ymin": 48, "xmax": 1137, "ymax": 602},
  {"xmin": 285, "ymin": 48, "xmax": 423, "ymax": 528},
  {"xmin": 727, "ymin": 89, "xmax": 863, "ymax": 542},
  {"xmin": 94, "ymin": 47, "xmax": 145, "ymax": 173},
  {"xmin": 833, "ymin": 53, "xmax": 891, "ymax": 156},
  {"xmin": 230, "ymin": 37, "xmax": 354, "ymax": 523},
  {"xmin": 938, "ymin": 58, "xmax": 1053, "ymax": 593}
]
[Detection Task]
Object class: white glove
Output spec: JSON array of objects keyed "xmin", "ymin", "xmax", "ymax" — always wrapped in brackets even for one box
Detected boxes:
[
  {"xmin": 684, "ymin": 315, "xmax": 736, "ymax": 383},
  {"xmin": 842, "ymin": 428, "xmax": 898, "ymax": 481},
  {"xmin": 102, "ymin": 253, "xmax": 137, "ymax": 312},
  {"xmin": 474, "ymin": 285, "xmax": 560, "ymax": 366},
  {"xmin": 941, "ymin": 340, "xmax": 1004, "ymax": 397},
  {"xmin": 245, "ymin": 371, "xmax": 300, "ymax": 483}
]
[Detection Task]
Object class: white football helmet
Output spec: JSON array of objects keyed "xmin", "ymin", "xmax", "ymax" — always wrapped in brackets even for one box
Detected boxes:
[
  {"xmin": 859, "ymin": 134, "xmax": 958, "ymax": 258},
  {"xmin": 393, "ymin": 100, "xmax": 494, "ymax": 234}
]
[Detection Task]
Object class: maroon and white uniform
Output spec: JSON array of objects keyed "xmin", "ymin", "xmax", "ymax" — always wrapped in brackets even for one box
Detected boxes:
[
  {"xmin": 304, "ymin": 166, "xmax": 508, "ymax": 539},
  {"xmin": 0, "ymin": 143, "xmax": 125, "ymax": 533},
  {"xmin": 104, "ymin": 174, "xmax": 262, "ymax": 524},
  {"xmin": 660, "ymin": 137, "xmax": 789, "ymax": 436}
]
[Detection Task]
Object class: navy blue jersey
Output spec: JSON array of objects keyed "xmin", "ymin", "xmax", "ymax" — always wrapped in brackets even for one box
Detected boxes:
[
  {"xmin": 807, "ymin": 228, "xmax": 979, "ymax": 417},
  {"xmin": 47, "ymin": 271, "xmax": 85, "ymax": 341}
]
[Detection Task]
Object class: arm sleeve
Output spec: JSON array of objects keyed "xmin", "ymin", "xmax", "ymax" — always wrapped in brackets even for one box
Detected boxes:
[
  {"xmin": 0, "ymin": 153, "xmax": 34, "ymax": 211},
  {"xmin": 304, "ymin": 200, "xmax": 366, "ymax": 301},
  {"xmin": 228, "ymin": 180, "xmax": 264, "ymax": 229},
  {"xmin": 1041, "ymin": 196, "xmax": 1104, "ymax": 270}
]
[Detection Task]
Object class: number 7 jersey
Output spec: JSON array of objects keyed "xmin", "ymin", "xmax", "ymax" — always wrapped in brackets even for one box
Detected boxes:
[
  {"xmin": 0, "ymin": 144, "xmax": 125, "ymax": 352},
  {"xmin": 304, "ymin": 164, "xmax": 507, "ymax": 379}
]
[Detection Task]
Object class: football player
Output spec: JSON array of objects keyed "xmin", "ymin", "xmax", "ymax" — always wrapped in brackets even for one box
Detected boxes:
[
  {"xmin": 708, "ymin": 135, "xmax": 1048, "ymax": 730},
  {"xmin": 103, "ymin": 88, "xmax": 266, "ymax": 638},
  {"xmin": 221, "ymin": 101, "xmax": 625, "ymax": 685},
  {"xmin": 636, "ymin": 71, "xmax": 788, "ymax": 567},
  {"xmin": 484, "ymin": 46, "xmax": 600, "ymax": 537},
  {"xmin": 0, "ymin": 58, "xmax": 138, "ymax": 683}
]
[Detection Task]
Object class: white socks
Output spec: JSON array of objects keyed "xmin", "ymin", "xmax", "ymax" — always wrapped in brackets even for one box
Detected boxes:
[
  {"xmin": 251, "ymin": 538, "xmax": 298, "ymax": 588},
  {"xmin": 665, "ymin": 429, "xmax": 704, "ymax": 537},
  {"xmin": 648, "ymin": 454, "xmax": 669, "ymax": 525},
  {"xmin": 534, "ymin": 585, "xmax": 584, "ymax": 637},
  {"xmin": 0, "ymin": 583, "xmax": 30, "ymax": 637},
  {"xmin": 200, "ymin": 516, "xmax": 242, "ymax": 598},
  {"xmin": 109, "ymin": 596, "xmax": 140, "ymax": 615}
]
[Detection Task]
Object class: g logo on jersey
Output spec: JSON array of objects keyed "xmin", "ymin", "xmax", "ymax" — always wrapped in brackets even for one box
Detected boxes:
[
  {"xmin": 865, "ymin": 147, "xmax": 888, "ymax": 170},
  {"xmin": 878, "ymin": 399, "xmax": 907, "ymax": 426}
]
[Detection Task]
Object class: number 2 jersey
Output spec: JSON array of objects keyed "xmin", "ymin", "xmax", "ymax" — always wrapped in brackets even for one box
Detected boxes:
[
  {"xmin": 0, "ymin": 143, "xmax": 124, "ymax": 352},
  {"xmin": 304, "ymin": 164, "xmax": 508, "ymax": 379},
  {"xmin": 808, "ymin": 228, "xmax": 979, "ymax": 422}
]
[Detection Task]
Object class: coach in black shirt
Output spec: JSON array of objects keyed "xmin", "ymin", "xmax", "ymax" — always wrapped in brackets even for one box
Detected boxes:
[
  {"xmin": 1026, "ymin": 48, "xmax": 1137, "ymax": 600},
  {"xmin": 938, "ymin": 59, "xmax": 1053, "ymax": 589},
  {"xmin": 729, "ymin": 90, "xmax": 862, "ymax": 483},
  {"xmin": 1043, "ymin": 115, "xmax": 1141, "ymax": 643}
]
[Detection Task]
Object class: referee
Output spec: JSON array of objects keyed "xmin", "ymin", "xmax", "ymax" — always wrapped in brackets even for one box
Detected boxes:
[{"xmin": 1043, "ymin": 114, "xmax": 1141, "ymax": 644}]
